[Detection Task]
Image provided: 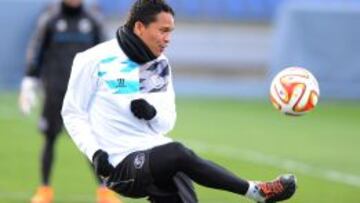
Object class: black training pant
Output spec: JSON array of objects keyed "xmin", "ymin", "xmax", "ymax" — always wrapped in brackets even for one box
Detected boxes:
[{"xmin": 107, "ymin": 142, "xmax": 249, "ymax": 202}]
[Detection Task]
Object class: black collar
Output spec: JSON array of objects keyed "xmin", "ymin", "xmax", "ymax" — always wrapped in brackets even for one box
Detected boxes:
[
  {"xmin": 61, "ymin": 2, "xmax": 83, "ymax": 16},
  {"xmin": 116, "ymin": 26, "xmax": 157, "ymax": 65}
]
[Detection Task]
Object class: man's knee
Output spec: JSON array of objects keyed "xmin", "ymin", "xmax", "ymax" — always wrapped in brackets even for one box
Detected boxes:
[
  {"xmin": 39, "ymin": 116, "xmax": 62, "ymax": 137},
  {"xmin": 167, "ymin": 142, "xmax": 196, "ymax": 164}
]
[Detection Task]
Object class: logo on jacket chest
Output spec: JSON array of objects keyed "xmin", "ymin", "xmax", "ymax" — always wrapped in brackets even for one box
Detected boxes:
[
  {"xmin": 115, "ymin": 78, "xmax": 125, "ymax": 87},
  {"xmin": 108, "ymin": 78, "xmax": 127, "ymax": 89},
  {"xmin": 78, "ymin": 18, "xmax": 92, "ymax": 33},
  {"xmin": 97, "ymin": 57, "xmax": 139, "ymax": 94},
  {"xmin": 56, "ymin": 19, "xmax": 68, "ymax": 32}
]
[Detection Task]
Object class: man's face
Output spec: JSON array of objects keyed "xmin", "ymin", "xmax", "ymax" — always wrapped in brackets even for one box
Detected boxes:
[
  {"xmin": 63, "ymin": 0, "xmax": 82, "ymax": 8},
  {"xmin": 135, "ymin": 12, "xmax": 175, "ymax": 57}
]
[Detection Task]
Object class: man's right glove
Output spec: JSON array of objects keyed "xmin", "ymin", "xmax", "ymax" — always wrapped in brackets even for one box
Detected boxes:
[
  {"xmin": 18, "ymin": 76, "xmax": 39, "ymax": 115},
  {"xmin": 92, "ymin": 150, "xmax": 114, "ymax": 179}
]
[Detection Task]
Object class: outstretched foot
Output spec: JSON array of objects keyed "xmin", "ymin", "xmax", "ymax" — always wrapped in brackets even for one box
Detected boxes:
[
  {"xmin": 246, "ymin": 174, "xmax": 297, "ymax": 203},
  {"xmin": 257, "ymin": 174, "xmax": 297, "ymax": 203}
]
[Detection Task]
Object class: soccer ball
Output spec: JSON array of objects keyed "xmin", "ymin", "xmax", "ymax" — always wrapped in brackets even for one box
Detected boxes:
[{"xmin": 270, "ymin": 67, "xmax": 320, "ymax": 116}]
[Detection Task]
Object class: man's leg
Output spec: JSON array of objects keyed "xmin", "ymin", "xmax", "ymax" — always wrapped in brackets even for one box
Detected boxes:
[
  {"xmin": 147, "ymin": 181, "xmax": 182, "ymax": 203},
  {"xmin": 31, "ymin": 119, "xmax": 60, "ymax": 203},
  {"xmin": 149, "ymin": 142, "xmax": 296, "ymax": 202},
  {"xmin": 148, "ymin": 172, "xmax": 197, "ymax": 203},
  {"xmin": 149, "ymin": 142, "xmax": 249, "ymax": 195},
  {"xmin": 148, "ymin": 195, "xmax": 182, "ymax": 203},
  {"xmin": 39, "ymin": 90, "xmax": 64, "ymax": 186},
  {"xmin": 31, "ymin": 91, "xmax": 63, "ymax": 203},
  {"xmin": 40, "ymin": 131, "xmax": 58, "ymax": 186}
]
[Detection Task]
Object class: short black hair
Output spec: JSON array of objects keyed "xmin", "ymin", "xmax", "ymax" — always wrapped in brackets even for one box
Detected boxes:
[{"xmin": 125, "ymin": 0, "xmax": 175, "ymax": 30}]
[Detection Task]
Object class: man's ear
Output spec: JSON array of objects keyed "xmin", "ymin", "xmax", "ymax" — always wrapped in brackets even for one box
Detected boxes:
[{"xmin": 133, "ymin": 21, "xmax": 145, "ymax": 36}]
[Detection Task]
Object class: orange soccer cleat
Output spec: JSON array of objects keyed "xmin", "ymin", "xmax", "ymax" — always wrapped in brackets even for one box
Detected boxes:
[
  {"xmin": 97, "ymin": 186, "xmax": 123, "ymax": 203},
  {"xmin": 31, "ymin": 186, "xmax": 54, "ymax": 203},
  {"xmin": 256, "ymin": 174, "xmax": 297, "ymax": 203}
]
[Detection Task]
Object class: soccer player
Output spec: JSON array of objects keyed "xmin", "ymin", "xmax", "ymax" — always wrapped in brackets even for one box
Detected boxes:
[
  {"xmin": 18, "ymin": 0, "xmax": 122, "ymax": 203},
  {"xmin": 61, "ymin": 0, "xmax": 297, "ymax": 202}
]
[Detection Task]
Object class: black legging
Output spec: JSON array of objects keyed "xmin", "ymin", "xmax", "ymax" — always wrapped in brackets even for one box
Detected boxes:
[
  {"xmin": 41, "ymin": 133, "xmax": 57, "ymax": 185},
  {"xmin": 40, "ymin": 132, "xmax": 102, "ymax": 185},
  {"xmin": 149, "ymin": 142, "xmax": 249, "ymax": 195}
]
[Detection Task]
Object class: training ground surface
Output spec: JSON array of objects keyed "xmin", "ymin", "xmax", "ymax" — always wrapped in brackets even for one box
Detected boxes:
[{"xmin": 1, "ymin": 93, "xmax": 359, "ymax": 203}]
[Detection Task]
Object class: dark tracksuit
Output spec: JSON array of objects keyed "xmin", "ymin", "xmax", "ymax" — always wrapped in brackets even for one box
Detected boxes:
[{"xmin": 25, "ymin": 2, "xmax": 104, "ymax": 185}]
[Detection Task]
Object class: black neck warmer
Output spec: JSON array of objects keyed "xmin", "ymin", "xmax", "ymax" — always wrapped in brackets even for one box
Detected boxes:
[
  {"xmin": 116, "ymin": 26, "xmax": 157, "ymax": 65},
  {"xmin": 61, "ymin": 2, "xmax": 83, "ymax": 16}
]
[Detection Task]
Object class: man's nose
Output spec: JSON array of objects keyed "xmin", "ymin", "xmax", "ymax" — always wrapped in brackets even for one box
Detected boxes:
[{"xmin": 164, "ymin": 34, "xmax": 171, "ymax": 44}]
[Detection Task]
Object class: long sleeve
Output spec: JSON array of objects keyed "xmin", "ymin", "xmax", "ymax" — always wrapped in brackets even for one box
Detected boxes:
[
  {"xmin": 61, "ymin": 53, "xmax": 100, "ymax": 161},
  {"xmin": 25, "ymin": 10, "xmax": 51, "ymax": 78},
  {"xmin": 90, "ymin": 9, "xmax": 107, "ymax": 44},
  {"xmin": 146, "ymin": 72, "xmax": 177, "ymax": 135}
]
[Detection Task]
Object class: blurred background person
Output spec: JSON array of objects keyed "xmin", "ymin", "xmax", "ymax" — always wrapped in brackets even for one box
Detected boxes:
[{"xmin": 18, "ymin": 0, "xmax": 122, "ymax": 203}]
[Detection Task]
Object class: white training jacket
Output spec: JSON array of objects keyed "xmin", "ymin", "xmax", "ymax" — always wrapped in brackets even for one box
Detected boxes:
[{"xmin": 61, "ymin": 39, "xmax": 175, "ymax": 167}]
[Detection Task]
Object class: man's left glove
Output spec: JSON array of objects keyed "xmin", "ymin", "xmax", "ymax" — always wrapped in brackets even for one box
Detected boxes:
[
  {"xmin": 18, "ymin": 76, "xmax": 39, "ymax": 115},
  {"xmin": 130, "ymin": 98, "xmax": 157, "ymax": 120},
  {"xmin": 92, "ymin": 150, "xmax": 114, "ymax": 179}
]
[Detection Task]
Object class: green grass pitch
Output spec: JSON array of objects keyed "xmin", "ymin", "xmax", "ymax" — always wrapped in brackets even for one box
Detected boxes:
[{"xmin": 0, "ymin": 92, "xmax": 359, "ymax": 202}]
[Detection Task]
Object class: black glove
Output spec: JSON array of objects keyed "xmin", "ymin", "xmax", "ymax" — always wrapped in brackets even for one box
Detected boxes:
[
  {"xmin": 92, "ymin": 150, "xmax": 114, "ymax": 179},
  {"xmin": 130, "ymin": 98, "xmax": 157, "ymax": 120}
]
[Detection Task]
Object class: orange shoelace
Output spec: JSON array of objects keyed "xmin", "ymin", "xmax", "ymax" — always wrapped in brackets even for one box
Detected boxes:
[{"xmin": 258, "ymin": 180, "xmax": 284, "ymax": 199}]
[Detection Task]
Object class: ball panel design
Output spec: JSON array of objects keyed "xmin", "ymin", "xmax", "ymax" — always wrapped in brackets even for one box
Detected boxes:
[{"xmin": 270, "ymin": 67, "xmax": 320, "ymax": 116}]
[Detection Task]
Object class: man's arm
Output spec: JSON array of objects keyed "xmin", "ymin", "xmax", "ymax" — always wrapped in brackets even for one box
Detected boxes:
[
  {"xmin": 19, "ymin": 9, "xmax": 52, "ymax": 115},
  {"xmin": 26, "ymin": 9, "xmax": 52, "ymax": 78},
  {"xmin": 61, "ymin": 53, "xmax": 101, "ymax": 161},
  {"xmin": 131, "ymin": 71, "xmax": 177, "ymax": 135},
  {"xmin": 87, "ymin": 7, "xmax": 107, "ymax": 45}
]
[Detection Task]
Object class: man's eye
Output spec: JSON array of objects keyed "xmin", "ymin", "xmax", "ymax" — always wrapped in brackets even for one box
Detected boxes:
[{"xmin": 160, "ymin": 28, "xmax": 172, "ymax": 33}]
